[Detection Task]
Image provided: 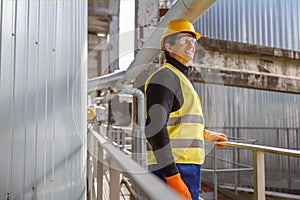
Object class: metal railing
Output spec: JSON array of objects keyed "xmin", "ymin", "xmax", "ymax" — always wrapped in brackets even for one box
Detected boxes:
[
  {"xmin": 87, "ymin": 130, "xmax": 182, "ymax": 200},
  {"xmin": 87, "ymin": 126, "xmax": 300, "ymax": 200},
  {"xmin": 87, "ymin": 118, "xmax": 300, "ymax": 200},
  {"xmin": 202, "ymin": 127, "xmax": 300, "ymax": 197},
  {"xmin": 202, "ymin": 141, "xmax": 254, "ymax": 200},
  {"xmin": 87, "ymin": 85, "xmax": 150, "ymax": 200},
  {"xmin": 209, "ymin": 140, "xmax": 300, "ymax": 200}
]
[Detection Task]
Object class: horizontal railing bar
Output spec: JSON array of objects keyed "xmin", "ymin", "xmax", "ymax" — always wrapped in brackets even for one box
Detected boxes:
[
  {"xmin": 208, "ymin": 127, "xmax": 300, "ymax": 130},
  {"xmin": 202, "ymin": 167, "xmax": 253, "ymax": 173},
  {"xmin": 219, "ymin": 185, "xmax": 300, "ymax": 199},
  {"xmin": 89, "ymin": 130, "xmax": 182, "ymax": 200},
  {"xmin": 217, "ymin": 141, "xmax": 300, "ymax": 158},
  {"xmin": 227, "ymin": 137, "xmax": 257, "ymax": 142},
  {"xmin": 205, "ymin": 154, "xmax": 253, "ymax": 168}
]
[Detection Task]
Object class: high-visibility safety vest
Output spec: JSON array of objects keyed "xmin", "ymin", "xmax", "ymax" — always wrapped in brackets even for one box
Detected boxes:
[{"xmin": 145, "ymin": 63, "xmax": 205, "ymax": 165}]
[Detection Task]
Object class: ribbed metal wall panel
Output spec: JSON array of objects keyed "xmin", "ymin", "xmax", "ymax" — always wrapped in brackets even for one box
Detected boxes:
[
  {"xmin": 195, "ymin": 83, "xmax": 300, "ymax": 188},
  {"xmin": 0, "ymin": 1, "xmax": 87, "ymax": 199},
  {"xmin": 195, "ymin": 0, "xmax": 300, "ymax": 52},
  {"xmin": 196, "ymin": 83, "xmax": 300, "ymax": 128}
]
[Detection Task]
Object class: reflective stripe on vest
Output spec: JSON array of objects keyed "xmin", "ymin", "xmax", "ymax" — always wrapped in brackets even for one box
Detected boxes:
[
  {"xmin": 167, "ymin": 115, "xmax": 204, "ymax": 126},
  {"xmin": 147, "ymin": 139, "xmax": 204, "ymax": 150},
  {"xmin": 145, "ymin": 63, "xmax": 205, "ymax": 165}
]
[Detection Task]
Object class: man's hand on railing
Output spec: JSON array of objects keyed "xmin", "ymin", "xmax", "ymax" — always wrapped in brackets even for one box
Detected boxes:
[
  {"xmin": 165, "ymin": 173, "xmax": 192, "ymax": 200},
  {"xmin": 204, "ymin": 130, "xmax": 228, "ymax": 148}
]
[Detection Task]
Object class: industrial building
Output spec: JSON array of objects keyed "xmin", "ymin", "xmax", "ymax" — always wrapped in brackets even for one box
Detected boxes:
[{"xmin": 0, "ymin": 0, "xmax": 299, "ymax": 199}]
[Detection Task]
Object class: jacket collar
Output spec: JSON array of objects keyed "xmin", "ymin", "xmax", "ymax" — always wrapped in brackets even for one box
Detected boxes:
[{"xmin": 166, "ymin": 56, "xmax": 189, "ymax": 78}]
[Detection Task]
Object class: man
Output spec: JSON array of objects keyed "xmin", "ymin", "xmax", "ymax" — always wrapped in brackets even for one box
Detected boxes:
[{"xmin": 144, "ymin": 19, "xmax": 228, "ymax": 200}]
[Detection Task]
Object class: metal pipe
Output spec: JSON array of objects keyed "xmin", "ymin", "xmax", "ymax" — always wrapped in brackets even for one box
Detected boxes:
[
  {"xmin": 126, "ymin": 0, "xmax": 218, "ymax": 71},
  {"xmin": 87, "ymin": 70, "xmax": 126, "ymax": 93},
  {"xmin": 117, "ymin": 86, "xmax": 146, "ymax": 200},
  {"xmin": 217, "ymin": 141, "xmax": 300, "ymax": 158},
  {"xmin": 87, "ymin": 0, "xmax": 218, "ymax": 92},
  {"xmin": 115, "ymin": 0, "xmax": 218, "ymax": 87},
  {"xmin": 120, "ymin": 87, "xmax": 146, "ymax": 168}
]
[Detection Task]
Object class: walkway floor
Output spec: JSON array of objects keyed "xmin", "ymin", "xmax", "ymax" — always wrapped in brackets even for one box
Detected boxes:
[
  {"xmin": 200, "ymin": 183, "xmax": 233, "ymax": 200},
  {"xmin": 102, "ymin": 172, "xmax": 233, "ymax": 200}
]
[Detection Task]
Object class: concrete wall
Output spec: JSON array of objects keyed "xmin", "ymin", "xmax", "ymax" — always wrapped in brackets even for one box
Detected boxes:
[
  {"xmin": 192, "ymin": 0, "xmax": 300, "ymax": 94},
  {"xmin": 193, "ymin": 38, "xmax": 300, "ymax": 94}
]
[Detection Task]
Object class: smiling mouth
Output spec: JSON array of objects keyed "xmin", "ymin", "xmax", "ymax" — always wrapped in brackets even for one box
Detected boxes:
[{"xmin": 185, "ymin": 51, "xmax": 194, "ymax": 56}]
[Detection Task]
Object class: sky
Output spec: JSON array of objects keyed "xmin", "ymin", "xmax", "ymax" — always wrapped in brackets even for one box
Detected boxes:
[{"xmin": 119, "ymin": 0, "xmax": 135, "ymax": 71}]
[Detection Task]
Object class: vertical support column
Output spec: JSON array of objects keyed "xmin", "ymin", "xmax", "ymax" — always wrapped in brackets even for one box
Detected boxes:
[
  {"xmin": 97, "ymin": 142, "xmax": 103, "ymax": 200},
  {"xmin": 253, "ymin": 151, "xmax": 265, "ymax": 200},
  {"xmin": 97, "ymin": 51, "xmax": 102, "ymax": 76},
  {"xmin": 123, "ymin": 88, "xmax": 146, "ymax": 200},
  {"xmin": 134, "ymin": 0, "xmax": 159, "ymax": 53},
  {"xmin": 108, "ymin": 1, "xmax": 120, "ymax": 72}
]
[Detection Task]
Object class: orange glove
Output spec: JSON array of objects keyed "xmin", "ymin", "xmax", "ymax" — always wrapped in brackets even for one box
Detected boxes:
[
  {"xmin": 165, "ymin": 173, "xmax": 192, "ymax": 200},
  {"xmin": 204, "ymin": 130, "xmax": 228, "ymax": 148}
]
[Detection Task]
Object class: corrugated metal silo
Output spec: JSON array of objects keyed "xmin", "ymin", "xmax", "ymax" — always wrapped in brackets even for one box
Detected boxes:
[{"xmin": 0, "ymin": 1, "xmax": 87, "ymax": 199}]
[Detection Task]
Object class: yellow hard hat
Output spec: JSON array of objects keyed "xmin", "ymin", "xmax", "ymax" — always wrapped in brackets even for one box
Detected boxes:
[{"xmin": 160, "ymin": 19, "xmax": 201, "ymax": 48}]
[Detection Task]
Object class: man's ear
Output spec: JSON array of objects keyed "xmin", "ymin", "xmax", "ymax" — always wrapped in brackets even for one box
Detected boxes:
[{"xmin": 165, "ymin": 43, "xmax": 172, "ymax": 52}]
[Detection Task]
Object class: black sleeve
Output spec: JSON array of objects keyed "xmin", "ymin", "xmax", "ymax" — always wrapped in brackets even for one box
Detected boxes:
[{"xmin": 145, "ymin": 68, "xmax": 181, "ymax": 177}]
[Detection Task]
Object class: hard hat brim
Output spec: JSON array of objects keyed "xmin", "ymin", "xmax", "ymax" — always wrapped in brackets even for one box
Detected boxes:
[{"xmin": 160, "ymin": 19, "xmax": 201, "ymax": 48}]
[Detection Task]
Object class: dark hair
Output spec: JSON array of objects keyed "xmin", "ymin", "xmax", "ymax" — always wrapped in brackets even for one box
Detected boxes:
[{"xmin": 162, "ymin": 34, "xmax": 177, "ymax": 50}]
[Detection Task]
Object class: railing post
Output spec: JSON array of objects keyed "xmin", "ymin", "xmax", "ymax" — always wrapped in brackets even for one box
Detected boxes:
[
  {"xmin": 297, "ymin": 128, "xmax": 300, "ymax": 168},
  {"xmin": 213, "ymin": 147, "xmax": 218, "ymax": 200},
  {"xmin": 253, "ymin": 150, "xmax": 265, "ymax": 200},
  {"xmin": 87, "ymin": 151, "xmax": 93, "ymax": 200},
  {"xmin": 233, "ymin": 128, "xmax": 238, "ymax": 194},
  {"xmin": 97, "ymin": 142, "xmax": 103, "ymax": 200},
  {"xmin": 287, "ymin": 128, "xmax": 291, "ymax": 188},
  {"xmin": 87, "ymin": 133, "xmax": 94, "ymax": 200},
  {"xmin": 109, "ymin": 159, "xmax": 120, "ymax": 200},
  {"xmin": 90, "ymin": 130, "xmax": 183, "ymax": 200},
  {"xmin": 92, "ymin": 138, "xmax": 97, "ymax": 199},
  {"xmin": 233, "ymin": 146, "xmax": 238, "ymax": 194}
]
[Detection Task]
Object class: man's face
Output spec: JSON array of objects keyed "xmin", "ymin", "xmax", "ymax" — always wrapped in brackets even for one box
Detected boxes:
[{"xmin": 165, "ymin": 33, "xmax": 197, "ymax": 66}]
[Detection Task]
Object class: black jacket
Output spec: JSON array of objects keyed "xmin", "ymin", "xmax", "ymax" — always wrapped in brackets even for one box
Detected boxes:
[{"xmin": 145, "ymin": 56, "xmax": 193, "ymax": 177}]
